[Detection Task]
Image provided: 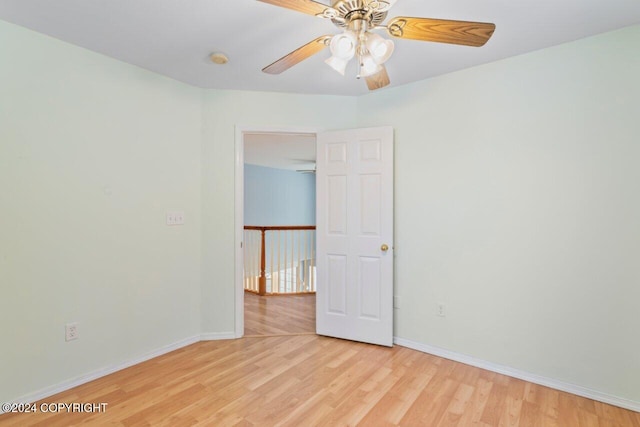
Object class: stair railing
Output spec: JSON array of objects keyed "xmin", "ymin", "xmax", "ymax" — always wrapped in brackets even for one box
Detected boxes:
[{"xmin": 243, "ymin": 226, "xmax": 316, "ymax": 295}]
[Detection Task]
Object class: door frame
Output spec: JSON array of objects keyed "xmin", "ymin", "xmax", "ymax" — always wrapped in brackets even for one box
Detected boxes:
[{"xmin": 234, "ymin": 125, "xmax": 322, "ymax": 338}]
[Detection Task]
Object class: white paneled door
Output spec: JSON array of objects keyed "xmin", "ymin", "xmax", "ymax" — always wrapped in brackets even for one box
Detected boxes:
[{"xmin": 316, "ymin": 126, "xmax": 394, "ymax": 347}]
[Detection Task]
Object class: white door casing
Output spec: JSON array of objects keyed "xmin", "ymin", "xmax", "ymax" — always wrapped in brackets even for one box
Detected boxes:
[{"xmin": 316, "ymin": 126, "xmax": 394, "ymax": 347}]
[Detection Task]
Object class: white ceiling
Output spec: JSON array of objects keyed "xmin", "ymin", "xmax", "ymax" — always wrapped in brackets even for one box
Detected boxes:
[
  {"xmin": 1, "ymin": 0, "xmax": 639, "ymax": 96},
  {"xmin": 244, "ymin": 133, "xmax": 316, "ymax": 171}
]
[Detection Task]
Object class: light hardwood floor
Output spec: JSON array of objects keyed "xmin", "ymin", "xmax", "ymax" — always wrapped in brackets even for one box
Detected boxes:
[
  {"xmin": 1, "ymin": 295, "xmax": 638, "ymax": 426},
  {"xmin": 244, "ymin": 291, "xmax": 315, "ymax": 337},
  {"xmin": 1, "ymin": 336, "xmax": 638, "ymax": 426}
]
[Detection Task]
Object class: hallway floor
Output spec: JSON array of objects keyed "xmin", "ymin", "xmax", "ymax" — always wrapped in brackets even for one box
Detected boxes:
[{"xmin": 243, "ymin": 291, "xmax": 315, "ymax": 336}]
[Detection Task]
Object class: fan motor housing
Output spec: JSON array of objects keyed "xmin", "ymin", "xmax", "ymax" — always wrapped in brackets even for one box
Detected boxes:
[{"xmin": 330, "ymin": 0, "xmax": 388, "ymax": 28}]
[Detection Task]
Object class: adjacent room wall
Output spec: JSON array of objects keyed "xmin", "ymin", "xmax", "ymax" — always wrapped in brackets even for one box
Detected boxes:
[
  {"xmin": 244, "ymin": 164, "xmax": 316, "ymax": 226},
  {"xmin": 0, "ymin": 20, "xmax": 203, "ymax": 402},
  {"xmin": 357, "ymin": 25, "xmax": 640, "ymax": 403}
]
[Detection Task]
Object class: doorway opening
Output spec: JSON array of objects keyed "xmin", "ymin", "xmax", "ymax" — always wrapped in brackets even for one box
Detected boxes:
[{"xmin": 235, "ymin": 127, "xmax": 320, "ymax": 338}]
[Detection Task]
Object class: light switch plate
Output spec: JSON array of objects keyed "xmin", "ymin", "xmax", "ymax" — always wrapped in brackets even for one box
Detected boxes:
[{"xmin": 166, "ymin": 211, "xmax": 185, "ymax": 226}]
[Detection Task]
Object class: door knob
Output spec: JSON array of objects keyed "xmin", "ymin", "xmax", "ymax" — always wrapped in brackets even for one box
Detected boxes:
[{"xmin": 381, "ymin": 244, "xmax": 389, "ymax": 252}]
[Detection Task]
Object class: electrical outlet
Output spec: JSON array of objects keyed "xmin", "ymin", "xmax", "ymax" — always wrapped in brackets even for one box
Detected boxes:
[
  {"xmin": 437, "ymin": 303, "xmax": 446, "ymax": 317},
  {"xmin": 65, "ymin": 323, "xmax": 78, "ymax": 341}
]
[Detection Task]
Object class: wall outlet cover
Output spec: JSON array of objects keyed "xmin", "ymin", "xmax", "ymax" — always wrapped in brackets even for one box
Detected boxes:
[{"xmin": 65, "ymin": 323, "xmax": 79, "ymax": 341}]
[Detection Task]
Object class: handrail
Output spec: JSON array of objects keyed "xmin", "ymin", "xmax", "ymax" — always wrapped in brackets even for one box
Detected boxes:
[{"xmin": 243, "ymin": 225, "xmax": 316, "ymax": 295}]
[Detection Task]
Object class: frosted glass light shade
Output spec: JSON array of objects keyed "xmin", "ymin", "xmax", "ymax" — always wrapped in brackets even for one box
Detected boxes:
[
  {"xmin": 325, "ymin": 55, "xmax": 348, "ymax": 75},
  {"xmin": 329, "ymin": 32, "xmax": 356, "ymax": 60},
  {"xmin": 366, "ymin": 33, "xmax": 394, "ymax": 64},
  {"xmin": 360, "ymin": 54, "xmax": 383, "ymax": 77}
]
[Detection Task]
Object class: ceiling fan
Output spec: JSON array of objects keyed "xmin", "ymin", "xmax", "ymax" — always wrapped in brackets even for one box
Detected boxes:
[{"xmin": 258, "ymin": 0, "xmax": 496, "ymax": 91}]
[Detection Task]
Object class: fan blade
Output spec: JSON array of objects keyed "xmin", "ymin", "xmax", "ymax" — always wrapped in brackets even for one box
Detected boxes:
[
  {"xmin": 257, "ymin": 0, "xmax": 335, "ymax": 17},
  {"xmin": 263, "ymin": 35, "xmax": 332, "ymax": 74},
  {"xmin": 365, "ymin": 66, "xmax": 390, "ymax": 91},
  {"xmin": 387, "ymin": 16, "xmax": 495, "ymax": 47}
]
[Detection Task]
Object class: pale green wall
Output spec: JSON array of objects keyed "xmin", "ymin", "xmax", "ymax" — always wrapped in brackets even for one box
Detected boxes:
[
  {"xmin": 0, "ymin": 21, "xmax": 203, "ymax": 401},
  {"xmin": 2, "ymin": 14, "xmax": 639, "ymax": 407},
  {"xmin": 200, "ymin": 89, "xmax": 357, "ymax": 333},
  {"xmin": 357, "ymin": 25, "xmax": 640, "ymax": 401}
]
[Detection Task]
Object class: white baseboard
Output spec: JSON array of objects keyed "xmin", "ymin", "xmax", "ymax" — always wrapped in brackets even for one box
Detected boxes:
[
  {"xmin": 200, "ymin": 331, "xmax": 236, "ymax": 341},
  {"xmin": 4, "ymin": 335, "xmax": 200, "ymax": 411},
  {"xmin": 394, "ymin": 337, "xmax": 640, "ymax": 413}
]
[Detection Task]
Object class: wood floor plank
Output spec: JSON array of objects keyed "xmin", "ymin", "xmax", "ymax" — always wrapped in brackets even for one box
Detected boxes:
[
  {"xmin": 439, "ymin": 383, "xmax": 475, "ymax": 426},
  {"xmin": 480, "ymin": 382, "xmax": 508, "ymax": 426},
  {"xmin": 399, "ymin": 374, "xmax": 458, "ymax": 425},
  {"xmin": 454, "ymin": 378, "xmax": 493, "ymax": 426},
  {"xmin": 358, "ymin": 348, "xmax": 435, "ymax": 425}
]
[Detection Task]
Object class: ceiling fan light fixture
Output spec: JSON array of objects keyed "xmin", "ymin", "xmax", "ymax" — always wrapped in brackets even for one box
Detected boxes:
[
  {"xmin": 329, "ymin": 32, "xmax": 356, "ymax": 60},
  {"xmin": 325, "ymin": 55, "xmax": 348, "ymax": 75},
  {"xmin": 258, "ymin": 0, "xmax": 495, "ymax": 92},
  {"xmin": 366, "ymin": 33, "xmax": 394, "ymax": 64}
]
